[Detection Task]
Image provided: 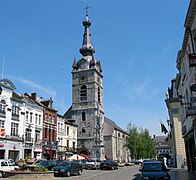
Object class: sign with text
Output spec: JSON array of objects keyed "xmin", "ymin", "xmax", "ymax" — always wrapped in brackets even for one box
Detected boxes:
[
  {"xmin": 186, "ymin": 106, "xmax": 196, "ymax": 116},
  {"xmin": 189, "ymin": 54, "xmax": 196, "ymax": 67}
]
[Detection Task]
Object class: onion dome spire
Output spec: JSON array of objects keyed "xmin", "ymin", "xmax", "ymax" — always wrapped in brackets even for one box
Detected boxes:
[{"xmin": 79, "ymin": 8, "xmax": 95, "ymax": 56}]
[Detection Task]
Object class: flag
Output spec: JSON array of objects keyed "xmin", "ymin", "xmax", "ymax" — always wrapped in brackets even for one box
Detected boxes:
[{"xmin": 161, "ymin": 123, "xmax": 168, "ymax": 134}]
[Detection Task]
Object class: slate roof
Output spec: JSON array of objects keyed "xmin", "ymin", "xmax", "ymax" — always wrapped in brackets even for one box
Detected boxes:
[{"xmin": 104, "ymin": 117, "xmax": 128, "ymax": 136}]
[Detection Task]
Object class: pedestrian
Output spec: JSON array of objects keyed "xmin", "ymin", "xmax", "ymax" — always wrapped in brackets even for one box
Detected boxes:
[{"xmin": 163, "ymin": 157, "xmax": 167, "ymax": 168}]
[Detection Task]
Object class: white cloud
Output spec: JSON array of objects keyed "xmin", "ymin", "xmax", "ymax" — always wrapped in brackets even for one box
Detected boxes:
[
  {"xmin": 123, "ymin": 77, "xmax": 160, "ymax": 100},
  {"xmin": 8, "ymin": 75, "xmax": 57, "ymax": 98}
]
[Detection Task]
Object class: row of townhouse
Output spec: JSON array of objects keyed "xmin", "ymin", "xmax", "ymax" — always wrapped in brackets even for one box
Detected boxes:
[
  {"xmin": 165, "ymin": 0, "xmax": 196, "ymax": 171},
  {"xmin": 0, "ymin": 78, "xmax": 77, "ymax": 161}
]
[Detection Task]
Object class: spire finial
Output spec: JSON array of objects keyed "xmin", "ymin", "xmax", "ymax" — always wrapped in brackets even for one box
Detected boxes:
[{"xmin": 84, "ymin": 4, "xmax": 90, "ymax": 16}]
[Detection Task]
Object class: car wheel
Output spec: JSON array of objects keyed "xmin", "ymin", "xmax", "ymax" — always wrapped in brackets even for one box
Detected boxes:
[
  {"xmin": 78, "ymin": 169, "xmax": 82, "ymax": 175},
  {"xmin": 67, "ymin": 171, "xmax": 71, "ymax": 177},
  {"xmin": 0, "ymin": 171, "xmax": 4, "ymax": 178}
]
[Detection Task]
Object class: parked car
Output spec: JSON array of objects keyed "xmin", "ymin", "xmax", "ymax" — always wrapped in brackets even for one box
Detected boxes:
[
  {"xmin": 75, "ymin": 159, "xmax": 86, "ymax": 168},
  {"xmin": 37, "ymin": 160, "xmax": 57, "ymax": 171},
  {"xmin": 139, "ymin": 160, "xmax": 170, "ymax": 180},
  {"xmin": 0, "ymin": 159, "xmax": 19, "ymax": 177},
  {"xmin": 33, "ymin": 159, "xmax": 47, "ymax": 165},
  {"xmin": 53, "ymin": 160, "xmax": 82, "ymax": 177},
  {"xmin": 100, "ymin": 160, "xmax": 118, "ymax": 170},
  {"xmin": 132, "ymin": 159, "xmax": 143, "ymax": 165},
  {"xmin": 84, "ymin": 158, "xmax": 101, "ymax": 170}
]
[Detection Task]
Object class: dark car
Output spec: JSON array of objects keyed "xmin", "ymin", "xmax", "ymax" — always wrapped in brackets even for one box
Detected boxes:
[
  {"xmin": 38, "ymin": 160, "xmax": 57, "ymax": 171},
  {"xmin": 53, "ymin": 160, "xmax": 83, "ymax": 177},
  {"xmin": 140, "ymin": 161, "xmax": 170, "ymax": 180},
  {"xmin": 75, "ymin": 159, "xmax": 86, "ymax": 169},
  {"xmin": 100, "ymin": 160, "xmax": 118, "ymax": 170}
]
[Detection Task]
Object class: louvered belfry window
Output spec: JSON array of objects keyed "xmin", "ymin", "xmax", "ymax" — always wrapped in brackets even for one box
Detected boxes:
[{"xmin": 80, "ymin": 85, "xmax": 87, "ymax": 101}]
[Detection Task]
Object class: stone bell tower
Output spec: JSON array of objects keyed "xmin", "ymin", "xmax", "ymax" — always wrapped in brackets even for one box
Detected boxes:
[{"xmin": 71, "ymin": 12, "xmax": 105, "ymax": 160}]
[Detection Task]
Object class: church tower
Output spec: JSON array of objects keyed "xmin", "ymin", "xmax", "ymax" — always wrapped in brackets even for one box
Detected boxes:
[{"xmin": 71, "ymin": 12, "xmax": 105, "ymax": 160}]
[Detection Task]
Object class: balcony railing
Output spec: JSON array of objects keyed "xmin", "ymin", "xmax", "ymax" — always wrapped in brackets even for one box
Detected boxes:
[
  {"xmin": 35, "ymin": 139, "xmax": 42, "ymax": 144},
  {"xmin": 25, "ymin": 137, "xmax": 34, "ymax": 143}
]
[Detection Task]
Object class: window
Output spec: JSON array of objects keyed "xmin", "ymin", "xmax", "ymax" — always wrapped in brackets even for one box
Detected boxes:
[
  {"xmin": 30, "ymin": 112, "xmax": 33, "ymax": 123},
  {"xmin": 82, "ymin": 112, "xmax": 86, "ymax": 121},
  {"xmin": 58, "ymin": 122, "xmax": 60, "ymax": 131},
  {"xmin": 12, "ymin": 105, "xmax": 19, "ymax": 116},
  {"xmin": 67, "ymin": 126, "xmax": 69, "ymax": 136},
  {"xmin": 98, "ymin": 87, "xmax": 101, "ymax": 103},
  {"xmin": 45, "ymin": 128, "xmax": 47, "ymax": 140},
  {"xmin": 67, "ymin": 140, "xmax": 69, "ymax": 148},
  {"xmin": 80, "ymin": 85, "xmax": 87, "ymax": 101},
  {"xmin": 25, "ymin": 129, "xmax": 32, "ymax": 141},
  {"xmin": 0, "ymin": 100, "xmax": 6, "ymax": 113},
  {"xmin": 35, "ymin": 130, "xmax": 40, "ymax": 143},
  {"xmin": 26, "ymin": 111, "xmax": 29, "ymax": 122},
  {"xmin": 0, "ymin": 120, "xmax": 4, "ymax": 128},
  {"xmin": 35, "ymin": 114, "xmax": 38, "ymax": 124},
  {"xmin": 11, "ymin": 122, "xmax": 18, "ymax": 136},
  {"xmin": 52, "ymin": 116, "xmax": 54, "ymax": 124},
  {"xmin": 39, "ymin": 115, "xmax": 41, "ymax": 125}
]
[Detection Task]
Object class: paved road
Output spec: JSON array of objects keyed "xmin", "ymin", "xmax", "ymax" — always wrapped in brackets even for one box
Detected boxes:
[{"xmin": 4, "ymin": 166, "xmax": 196, "ymax": 180}]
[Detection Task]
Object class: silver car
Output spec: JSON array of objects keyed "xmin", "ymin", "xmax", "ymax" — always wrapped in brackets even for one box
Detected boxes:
[{"xmin": 84, "ymin": 159, "xmax": 101, "ymax": 170}]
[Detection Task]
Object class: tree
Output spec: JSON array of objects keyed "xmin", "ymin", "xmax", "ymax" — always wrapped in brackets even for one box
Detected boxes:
[{"xmin": 125, "ymin": 123, "xmax": 156, "ymax": 159}]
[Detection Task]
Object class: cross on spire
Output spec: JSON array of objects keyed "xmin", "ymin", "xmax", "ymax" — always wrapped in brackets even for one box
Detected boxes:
[{"xmin": 84, "ymin": 4, "xmax": 90, "ymax": 16}]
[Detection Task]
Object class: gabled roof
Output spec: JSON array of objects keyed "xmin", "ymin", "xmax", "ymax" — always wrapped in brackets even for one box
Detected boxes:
[
  {"xmin": 64, "ymin": 106, "xmax": 73, "ymax": 119},
  {"xmin": 104, "ymin": 117, "xmax": 128, "ymax": 136}
]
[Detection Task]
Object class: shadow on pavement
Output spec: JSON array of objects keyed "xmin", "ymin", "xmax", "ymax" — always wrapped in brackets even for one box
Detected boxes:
[{"xmin": 132, "ymin": 173, "xmax": 140, "ymax": 180}]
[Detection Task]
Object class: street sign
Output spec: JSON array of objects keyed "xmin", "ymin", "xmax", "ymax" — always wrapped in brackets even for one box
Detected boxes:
[
  {"xmin": 189, "ymin": 54, "xmax": 196, "ymax": 67},
  {"xmin": 186, "ymin": 106, "xmax": 196, "ymax": 116},
  {"xmin": 190, "ymin": 84, "xmax": 196, "ymax": 92}
]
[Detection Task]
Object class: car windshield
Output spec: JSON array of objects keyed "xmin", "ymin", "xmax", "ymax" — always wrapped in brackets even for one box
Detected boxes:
[
  {"xmin": 87, "ymin": 159, "xmax": 95, "ymax": 162},
  {"xmin": 58, "ymin": 161, "xmax": 71, "ymax": 166},
  {"xmin": 143, "ymin": 163, "xmax": 163, "ymax": 171}
]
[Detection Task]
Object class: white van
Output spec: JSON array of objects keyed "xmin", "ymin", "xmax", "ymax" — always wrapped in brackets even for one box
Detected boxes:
[{"xmin": 0, "ymin": 160, "xmax": 19, "ymax": 177}]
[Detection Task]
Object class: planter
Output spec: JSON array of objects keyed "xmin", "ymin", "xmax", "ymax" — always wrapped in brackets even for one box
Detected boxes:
[
  {"xmin": 25, "ymin": 158, "xmax": 35, "ymax": 164},
  {"xmin": 16, "ymin": 160, "xmax": 25, "ymax": 167}
]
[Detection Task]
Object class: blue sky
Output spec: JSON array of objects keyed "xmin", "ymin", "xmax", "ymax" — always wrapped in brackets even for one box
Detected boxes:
[{"xmin": 0, "ymin": 0, "xmax": 190, "ymax": 136}]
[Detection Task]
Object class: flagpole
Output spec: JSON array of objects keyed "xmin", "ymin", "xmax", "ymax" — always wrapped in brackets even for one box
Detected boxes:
[{"xmin": 1, "ymin": 55, "xmax": 5, "ymax": 79}]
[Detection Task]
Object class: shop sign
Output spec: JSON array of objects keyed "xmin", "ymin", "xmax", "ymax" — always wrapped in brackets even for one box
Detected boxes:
[
  {"xmin": 189, "ymin": 54, "xmax": 196, "ymax": 67},
  {"xmin": 186, "ymin": 106, "xmax": 196, "ymax": 116}
]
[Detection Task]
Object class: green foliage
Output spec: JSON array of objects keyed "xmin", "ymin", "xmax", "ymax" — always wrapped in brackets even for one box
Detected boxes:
[
  {"xmin": 125, "ymin": 123, "xmax": 156, "ymax": 159},
  {"xmin": 33, "ymin": 167, "xmax": 48, "ymax": 171}
]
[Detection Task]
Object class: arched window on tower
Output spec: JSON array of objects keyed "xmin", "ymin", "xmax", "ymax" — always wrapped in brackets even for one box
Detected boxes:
[
  {"xmin": 98, "ymin": 87, "xmax": 101, "ymax": 103},
  {"xmin": 82, "ymin": 112, "xmax": 86, "ymax": 121},
  {"xmin": 80, "ymin": 85, "xmax": 87, "ymax": 101}
]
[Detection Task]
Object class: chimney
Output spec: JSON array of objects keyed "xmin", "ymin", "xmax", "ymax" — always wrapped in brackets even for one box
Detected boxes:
[{"xmin": 31, "ymin": 93, "xmax": 37, "ymax": 100}]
